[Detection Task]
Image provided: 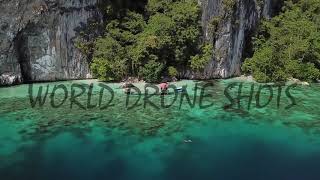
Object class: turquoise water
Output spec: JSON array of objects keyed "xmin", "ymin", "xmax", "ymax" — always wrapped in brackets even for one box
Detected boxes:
[{"xmin": 0, "ymin": 80, "xmax": 320, "ymax": 180}]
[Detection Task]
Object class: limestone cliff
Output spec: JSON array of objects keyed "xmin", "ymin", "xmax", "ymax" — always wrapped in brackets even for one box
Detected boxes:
[
  {"xmin": 0, "ymin": 0, "xmax": 279, "ymax": 85},
  {"xmin": 0, "ymin": 0, "xmax": 102, "ymax": 85},
  {"xmin": 183, "ymin": 0, "xmax": 280, "ymax": 79}
]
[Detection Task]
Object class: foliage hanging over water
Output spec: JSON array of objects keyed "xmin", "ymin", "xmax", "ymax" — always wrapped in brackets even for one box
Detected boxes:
[
  {"xmin": 83, "ymin": 0, "xmax": 212, "ymax": 82},
  {"xmin": 242, "ymin": 0, "xmax": 320, "ymax": 82}
]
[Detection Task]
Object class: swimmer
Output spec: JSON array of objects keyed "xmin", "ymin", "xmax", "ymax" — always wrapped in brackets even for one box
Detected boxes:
[{"xmin": 184, "ymin": 139, "xmax": 192, "ymax": 143}]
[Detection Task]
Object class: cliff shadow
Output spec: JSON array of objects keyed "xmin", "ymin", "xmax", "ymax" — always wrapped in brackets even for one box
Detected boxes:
[{"xmin": 14, "ymin": 25, "xmax": 32, "ymax": 83}]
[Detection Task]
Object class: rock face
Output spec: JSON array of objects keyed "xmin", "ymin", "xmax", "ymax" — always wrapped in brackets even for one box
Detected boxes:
[
  {"xmin": 0, "ymin": 0, "xmax": 102, "ymax": 86},
  {"xmin": 0, "ymin": 0, "xmax": 279, "ymax": 85},
  {"xmin": 183, "ymin": 0, "xmax": 279, "ymax": 79}
]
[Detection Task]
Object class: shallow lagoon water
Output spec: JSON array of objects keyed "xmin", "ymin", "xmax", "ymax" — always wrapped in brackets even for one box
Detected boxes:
[{"xmin": 0, "ymin": 80, "xmax": 320, "ymax": 180}]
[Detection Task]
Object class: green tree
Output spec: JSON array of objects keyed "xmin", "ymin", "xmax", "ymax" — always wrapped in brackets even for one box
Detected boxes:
[
  {"xmin": 91, "ymin": 36, "xmax": 128, "ymax": 81},
  {"xmin": 190, "ymin": 44, "xmax": 214, "ymax": 71},
  {"xmin": 243, "ymin": 0, "xmax": 320, "ymax": 82},
  {"xmin": 88, "ymin": 0, "xmax": 211, "ymax": 82},
  {"xmin": 139, "ymin": 58, "xmax": 165, "ymax": 82},
  {"xmin": 168, "ymin": 66, "xmax": 178, "ymax": 77}
]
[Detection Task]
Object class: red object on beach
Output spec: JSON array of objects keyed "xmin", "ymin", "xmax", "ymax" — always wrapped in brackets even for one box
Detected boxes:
[{"xmin": 160, "ymin": 83, "xmax": 169, "ymax": 90}]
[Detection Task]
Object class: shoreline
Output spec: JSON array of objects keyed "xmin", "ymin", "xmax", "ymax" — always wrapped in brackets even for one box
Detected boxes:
[{"xmin": 0, "ymin": 75, "xmax": 318, "ymax": 89}]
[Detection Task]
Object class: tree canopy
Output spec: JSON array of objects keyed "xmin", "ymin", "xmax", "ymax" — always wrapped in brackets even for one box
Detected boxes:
[
  {"xmin": 78, "ymin": 0, "xmax": 213, "ymax": 82},
  {"xmin": 242, "ymin": 0, "xmax": 320, "ymax": 82}
]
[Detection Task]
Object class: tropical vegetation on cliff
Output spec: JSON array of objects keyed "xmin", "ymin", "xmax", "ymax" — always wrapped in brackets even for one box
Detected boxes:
[
  {"xmin": 243, "ymin": 0, "xmax": 320, "ymax": 82},
  {"xmin": 76, "ymin": 0, "xmax": 320, "ymax": 83},
  {"xmin": 78, "ymin": 0, "xmax": 212, "ymax": 82}
]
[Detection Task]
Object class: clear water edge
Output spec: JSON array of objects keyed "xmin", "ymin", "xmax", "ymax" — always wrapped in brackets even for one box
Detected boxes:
[{"xmin": 0, "ymin": 80, "xmax": 320, "ymax": 180}]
